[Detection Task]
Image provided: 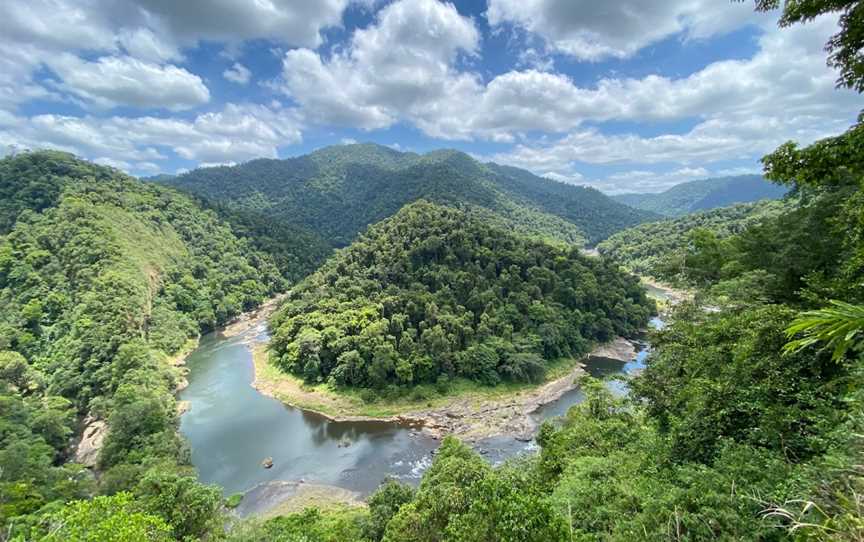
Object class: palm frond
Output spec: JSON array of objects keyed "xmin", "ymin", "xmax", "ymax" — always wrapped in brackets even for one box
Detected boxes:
[{"xmin": 784, "ymin": 300, "xmax": 864, "ymax": 361}]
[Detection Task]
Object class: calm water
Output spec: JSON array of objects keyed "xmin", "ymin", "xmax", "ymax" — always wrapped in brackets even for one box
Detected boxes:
[
  {"xmin": 179, "ymin": 325, "xmax": 437, "ymax": 496},
  {"xmin": 179, "ymin": 316, "xmax": 664, "ymax": 502}
]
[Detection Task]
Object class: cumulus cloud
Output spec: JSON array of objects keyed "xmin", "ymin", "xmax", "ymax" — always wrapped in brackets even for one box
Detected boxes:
[
  {"xmin": 486, "ymin": 0, "xmax": 766, "ymax": 60},
  {"xmin": 0, "ymin": 103, "xmax": 303, "ymax": 172},
  {"xmin": 223, "ymin": 62, "xmax": 252, "ymax": 85},
  {"xmin": 274, "ymin": 1, "xmax": 854, "ymax": 155},
  {"xmin": 482, "ymin": 14, "xmax": 858, "ymax": 188},
  {"xmin": 0, "ymin": 0, "xmax": 353, "ymax": 110},
  {"xmin": 45, "ymin": 54, "xmax": 210, "ymax": 110},
  {"xmin": 132, "ymin": 0, "xmax": 349, "ymax": 49},
  {"xmin": 279, "ymin": 0, "xmax": 481, "ymax": 131}
]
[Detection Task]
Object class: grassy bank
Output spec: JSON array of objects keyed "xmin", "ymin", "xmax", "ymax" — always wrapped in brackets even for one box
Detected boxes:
[{"xmin": 252, "ymin": 345, "xmax": 586, "ymax": 420}]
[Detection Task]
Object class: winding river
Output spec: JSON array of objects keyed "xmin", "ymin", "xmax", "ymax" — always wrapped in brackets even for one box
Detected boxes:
[{"xmin": 179, "ymin": 315, "xmax": 664, "ymax": 514}]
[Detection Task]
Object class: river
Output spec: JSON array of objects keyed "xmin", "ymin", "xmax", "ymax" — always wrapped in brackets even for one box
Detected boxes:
[{"xmin": 179, "ymin": 316, "xmax": 664, "ymax": 514}]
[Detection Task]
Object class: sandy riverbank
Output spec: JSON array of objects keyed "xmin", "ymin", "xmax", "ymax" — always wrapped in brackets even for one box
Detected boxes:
[
  {"xmin": 641, "ymin": 277, "xmax": 692, "ymax": 307},
  {"xmin": 233, "ymin": 480, "xmax": 364, "ymax": 518}
]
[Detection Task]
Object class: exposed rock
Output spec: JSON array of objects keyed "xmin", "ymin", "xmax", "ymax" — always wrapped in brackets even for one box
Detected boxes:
[
  {"xmin": 262, "ymin": 457, "xmax": 274, "ymax": 469},
  {"xmin": 74, "ymin": 416, "xmax": 107, "ymax": 468},
  {"xmin": 590, "ymin": 337, "xmax": 636, "ymax": 362},
  {"xmin": 177, "ymin": 400, "xmax": 191, "ymax": 415}
]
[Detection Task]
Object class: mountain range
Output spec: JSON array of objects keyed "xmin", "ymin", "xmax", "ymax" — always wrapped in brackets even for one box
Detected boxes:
[
  {"xmin": 160, "ymin": 144, "xmax": 658, "ymax": 247},
  {"xmin": 612, "ymin": 175, "xmax": 787, "ymax": 217}
]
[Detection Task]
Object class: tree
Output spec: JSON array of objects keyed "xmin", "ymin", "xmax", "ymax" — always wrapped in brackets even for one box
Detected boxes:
[
  {"xmin": 135, "ymin": 471, "xmax": 222, "ymax": 540},
  {"xmin": 42, "ymin": 493, "xmax": 172, "ymax": 542},
  {"xmin": 364, "ymin": 479, "xmax": 415, "ymax": 541}
]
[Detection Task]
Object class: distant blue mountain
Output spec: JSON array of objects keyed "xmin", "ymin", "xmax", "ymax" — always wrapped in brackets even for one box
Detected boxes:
[{"xmin": 613, "ymin": 175, "xmax": 788, "ymax": 216}]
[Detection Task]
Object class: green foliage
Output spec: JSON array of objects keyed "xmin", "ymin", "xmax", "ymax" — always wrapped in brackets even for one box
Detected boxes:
[
  {"xmin": 271, "ymin": 201, "xmax": 653, "ymax": 389},
  {"xmin": 362, "ymin": 479, "xmax": 415, "ymax": 541},
  {"xmin": 226, "ymin": 493, "xmax": 244, "ymax": 509},
  {"xmin": 134, "ymin": 471, "xmax": 223, "ymax": 540},
  {"xmin": 785, "ymin": 300, "xmax": 864, "ymax": 361},
  {"xmin": 0, "ymin": 151, "xmax": 295, "ymax": 536},
  {"xmin": 613, "ymin": 174, "xmax": 786, "ymax": 216},
  {"xmin": 0, "ymin": 380, "xmax": 90, "ymax": 527},
  {"xmin": 204, "ymin": 203, "xmax": 333, "ymax": 283},
  {"xmin": 597, "ymin": 199, "xmax": 790, "ymax": 282},
  {"xmin": 225, "ymin": 507, "xmax": 367, "ymax": 542},
  {"xmin": 633, "ymin": 305, "xmax": 847, "ymax": 463},
  {"xmin": 382, "ymin": 437, "xmax": 567, "ymax": 542},
  {"xmin": 762, "ymin": 122, "xmax": 864, "ymax": 190},
  {"xmin": 163, "ymin": 143, "xmax": 657, "ymax": 247},
  {"xmin": 40, "ymin": 493, "xmax": 172, "ymax": 542}
]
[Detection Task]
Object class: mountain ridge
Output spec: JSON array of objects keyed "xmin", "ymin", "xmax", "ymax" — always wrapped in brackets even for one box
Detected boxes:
[
  {"xmin": 612, "ymin": 174, "xmax": 788, "ymax": 216},
  {"xmin": 158, "ymin": 143, "xmax": 659, "ymax": 247}
]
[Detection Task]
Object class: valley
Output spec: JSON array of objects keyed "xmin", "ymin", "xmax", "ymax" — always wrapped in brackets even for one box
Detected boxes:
[
  {"xmin": 177, "ymin": 287, "xmax": 670, "ymax": 518},
  {"xmin": 1, "ymin": 2, "xmax": 861, "ymax": 537}
]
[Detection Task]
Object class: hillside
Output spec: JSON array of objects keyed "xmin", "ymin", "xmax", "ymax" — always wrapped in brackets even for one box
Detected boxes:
[
  {"xmin": 597, "ymin": 199, "xmax": 791, "ymax": 282},
  {"xmin": 269, "ymin": 201, "xmax": 654, "ymax": 391},
  {"xmin": 161, "ymin": 144, "xmax": 657, "ymax": 247},
  {"xmin": 0, "ymin": 151, "xmax": 295, "ymax": 535},
  {"xmin": 613, "ymin": 175, "xmax": 788, "ymax": 216}
]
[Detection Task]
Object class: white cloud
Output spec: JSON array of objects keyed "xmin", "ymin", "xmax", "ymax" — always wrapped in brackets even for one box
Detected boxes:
[
  {"xmin": 45, "ymin": 54, "xmax": 210, "ymax": 110},
  {"xmin": 132, "ymin": 0, "xmax": 350, "ymax": 49},
  {"xmin": 0, "ymin": 103, "xmax": 303, "ymax": 172},
  {"xmin": 223, "ymin": 62, "xmax": 252, "ymax": 85},
  {"xmin": 118, "ymin": 27, "xmax": 183, "ymax": 63},
  {"xmin": 483, "ymin": 14, "xmax": 858, "ymax": 188},
  {"xmin": 273, "ymin": 1, "xmax": 853, "ymax": 154},
  {"xmin": 0, "ymin": 0, "xmax": 354, "ymax": 110},
  {"xmin": 486, "ymin": 0, "xmax": 767, "ymax": 61},
  {"xmin": 279, "ymin": 0, "xmax": 481, "ymax": 131}
]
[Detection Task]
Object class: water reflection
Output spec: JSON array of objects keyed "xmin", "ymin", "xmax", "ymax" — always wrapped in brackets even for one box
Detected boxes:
[
  {"xmin": 179, "ymin": 332, "xmax": 438, "ymax": 497},
  {"xmin": 180, "ymin": 316, "xmax": 665, "ymax": 501}
]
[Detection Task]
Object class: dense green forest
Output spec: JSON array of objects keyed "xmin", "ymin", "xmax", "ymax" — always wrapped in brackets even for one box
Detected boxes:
[
  {"xmin": 241, "ymin": 131, "xmax": 864, "ymax": 540},
  {"xmin": 0, "ymin": 151, "xmax": 296, "ymax": 539},
  {"xmin": 269, "ymin": 201, "xmax": 654, "ymax": 391},
  {"xmin": 597, "ymin": 199, "xmax": 791, "ymax": 282},
  {"xmin": 225, "ymin": 1, "xmax": 864, "ymax": 539},
  {"xmin": 613, "ymin": 174, "xmax": 788, "ymax": 216},
  {"xmin": 161, "ymin": 144, "xmax": 657, "ymax": 247}
]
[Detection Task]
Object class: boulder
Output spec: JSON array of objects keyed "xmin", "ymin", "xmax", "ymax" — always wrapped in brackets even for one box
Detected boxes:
[{"xmin": 74, "ymin": 417, "xmax": 108, "ymax": 468}]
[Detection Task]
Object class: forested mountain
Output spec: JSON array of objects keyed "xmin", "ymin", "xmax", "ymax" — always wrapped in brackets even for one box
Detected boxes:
[
  {"xmin": 247, "ymin": 130, "xmax": 864, "ymax": 541},
  {"xmin": 0, "ymin": 151, "xmax": 298, "ymax": 538},
  {"xmin": 270, "ymin": 201, "xmax": 654, "ymax": 391},
  {"xmin": 613, "ymin": 174, "xmax": 788, "ymax": 216},
  {"xmin": 161, "ymin": 144, "xmax": 657, "ymax": 247},
  {"xmin": 597, "ymin": 199, "xmax": 792, "ymax": 281}
]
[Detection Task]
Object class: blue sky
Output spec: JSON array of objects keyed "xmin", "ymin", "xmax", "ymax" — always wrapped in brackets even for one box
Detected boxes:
[{"xmin": 1, "ymin": 0, "xmax": 859, "ymax": 193}]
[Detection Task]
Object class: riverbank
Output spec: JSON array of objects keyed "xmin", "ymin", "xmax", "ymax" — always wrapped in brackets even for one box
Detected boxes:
[
  {"xmin": 251, "ymin": 336, "xmax": 637, "ymax": 441},
  {"xmin": 233, "ymin": 481, "xmax": 365, "ymax": 518},
  {"xmin": 223, "ymin": 293, "xmax": 288, "ymax": 338},
  {"xmin": 641, "ymin": 276, "xmax": 692, "ymax": 308},
  {"xmin": 229, "ymin": 279, "xmax": 684, "ymax": 442}
]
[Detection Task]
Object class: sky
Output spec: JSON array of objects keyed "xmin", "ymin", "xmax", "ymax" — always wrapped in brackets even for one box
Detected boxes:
[{"xmin": 0, "ymin": 0, "xmax": 859, "ymax": 194}]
